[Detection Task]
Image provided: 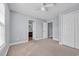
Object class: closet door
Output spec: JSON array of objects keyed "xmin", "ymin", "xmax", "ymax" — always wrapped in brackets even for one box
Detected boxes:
[
  {"xmin": 75, "ymin": 13, "xmax": 79, "ymax": 49},
  {"xmin": 43, "ymin": 23, "xmax": 48, "ymax": 39},
  {"xmin": 62, "ymin": 13, "xmax": 75, "ymax": 48}
]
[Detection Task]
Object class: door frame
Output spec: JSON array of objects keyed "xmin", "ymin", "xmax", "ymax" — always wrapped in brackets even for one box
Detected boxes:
[{"xmin": 48, "ymin": 22, "xmax": 53, "ymax": 39}]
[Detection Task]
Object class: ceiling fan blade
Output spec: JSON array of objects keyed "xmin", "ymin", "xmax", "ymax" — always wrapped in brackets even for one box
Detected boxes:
[
  {"xmin": 42, "ymin": 3, "xmax": 56, "ymax": 7},
  {"xmin": 35, "ymin": 3, "xmax": 54, "ymax": 11}
]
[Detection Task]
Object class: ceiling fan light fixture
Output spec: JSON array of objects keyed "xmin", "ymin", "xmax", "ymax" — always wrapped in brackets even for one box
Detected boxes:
[{"xmin": 41, "ymin": 7, "xmax": 46, "ymax": 11}]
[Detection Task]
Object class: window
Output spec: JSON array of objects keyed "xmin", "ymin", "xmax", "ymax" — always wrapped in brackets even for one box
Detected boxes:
[{"xmin": 0, "ymin": 3, "xmax": 5, "ymax": 47}]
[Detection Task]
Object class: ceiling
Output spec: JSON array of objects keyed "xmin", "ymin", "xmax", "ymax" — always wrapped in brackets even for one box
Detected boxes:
[{"xmin": 8, "ymin": 3, "xmax": 79, "ymax": 21}]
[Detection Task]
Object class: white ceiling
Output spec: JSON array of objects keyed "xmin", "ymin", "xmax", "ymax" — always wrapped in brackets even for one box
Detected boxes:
[{"xmin": 8, "ymin": 3, "xmax": 79, "ymax": 21}]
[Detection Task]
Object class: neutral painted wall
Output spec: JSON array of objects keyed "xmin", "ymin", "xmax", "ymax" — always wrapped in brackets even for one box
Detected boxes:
[
  {"xmin": 35, "ymin": 20, "xmax": 43, "ymax": 40},
  {"xmin": 10, "ymin": 12, "xmax": 27, "ymax": 43},
  {"xmin": 43, "ymin": 22, "xmax": 48, "ymax": 39},
  {"xmin": 0, "ymin": 4, "xmax": 10, "ymax": 56},
  {"xmin": 10, "ymin": 11, "xmax": 44, "ymax": 43},
  {"xmin": 53, "ymin": 16, "xmax": 59, "ymax": 41},
  {"xmin": 59, "ymin": 15, "xmax": 63, "ymax": 43}
]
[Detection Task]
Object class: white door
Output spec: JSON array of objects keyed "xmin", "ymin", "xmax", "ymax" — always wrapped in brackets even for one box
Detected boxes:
[
  {"xmin": 62, "ymin": 13, "xmax": 75, "ymax": 48},
  {"xmin": 75, "ymin": 12, "xmax": 79, "ymax": 49},
  {"xmin": 43, "ymin": 22, "xmax": 48, "ymax": 39}
]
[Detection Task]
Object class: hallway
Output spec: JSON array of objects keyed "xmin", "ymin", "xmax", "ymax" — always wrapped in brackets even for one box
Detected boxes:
[{"xmin": 7, "ymin": 39, "xmax": 79, "ymax": 56}]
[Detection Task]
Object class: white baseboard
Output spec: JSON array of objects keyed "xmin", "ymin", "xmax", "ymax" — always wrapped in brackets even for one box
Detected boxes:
[
  {"xmin": 34, "ymin": 38, "xmax": 43, "ymax": 40},
  {"xmin": 10, "ymin": 40, "xmax": 27, "ymax": 46},
  {"xmin": 43, "ymin": 38, "xmax": 48, "ymax": 40},
  {"xmin": 59, "ymin": 42, "xmax": 63, "ymax": 45},
  {"xmin": 0, "ymin": 40, "xmax": 27, "ymax": 56},
  {"xmin": 53, "ymin": 37, "xmax": 59, "ymax": 41},
  {"xmin": 5, "ymin": 40, "xmax": 28, "ymax": 56},
  {"xmin": 0, "ymin": 44, "xmax": 10, "ymax": 56},
  {"xmin": 5, "ymin": 45, "xmax": 10, "ymax": 56},
  {"xmin": 53, "ymin": 37, "xmax": 63, "ymax": 45}
]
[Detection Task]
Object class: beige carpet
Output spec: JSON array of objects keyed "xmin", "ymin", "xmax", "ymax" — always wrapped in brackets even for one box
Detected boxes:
[{"xmin": 7, "ymin": 39, "xmax": 79, "ymax": 56}]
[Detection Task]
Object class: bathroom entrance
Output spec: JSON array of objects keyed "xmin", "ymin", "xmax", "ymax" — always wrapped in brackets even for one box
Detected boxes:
[{"xmin": 28, "ymin": 20, "xmax": 33, "ymax": 41}]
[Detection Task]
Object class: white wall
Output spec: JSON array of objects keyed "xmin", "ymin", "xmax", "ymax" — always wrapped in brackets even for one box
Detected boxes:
[
  {"xmin": 0, "ymin": 4, "xmax": 10, "ymax": 56},
  {"xmin": 43, "ymin": 22, "xmax": 48, "ymax": 39},
  {"xmin": 10, "ymin": 11, "xmax": 45, "ymax": 43},
  {"xmin": 35, "ymin": 20, "xmax": 43, "ymax": 40},
  {"xmin": 33, "ymin": 21, "xmax": 36, "ymax": 40},
  {"xmin": 59, "ymin": 15, "xmax": 63, "ymax": 43},
  {"xmin": 53, "ymin": 16, "xmax": 59, "ymax": 41},
  {"xmin": 10, "ymin": 12, "xmax": 27, "ymax": 43}
]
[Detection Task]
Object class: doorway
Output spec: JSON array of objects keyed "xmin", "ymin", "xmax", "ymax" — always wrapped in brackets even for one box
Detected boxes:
[
  {"xmin": 48, "ymin": 22, "xmax": 53, "ymax": 39},
  {"xmin": 28, "ymin": 20, "xmax": 33, "ymax": 41}
]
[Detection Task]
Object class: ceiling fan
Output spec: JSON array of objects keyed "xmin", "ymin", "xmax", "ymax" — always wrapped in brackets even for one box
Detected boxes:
[
  {"xmin": 36, "ymin": 3, "xmax": 56, "ymax": 11},
  {"xmin": 42, "ymin": 3, "xmax": 56, "ymax": 7}
]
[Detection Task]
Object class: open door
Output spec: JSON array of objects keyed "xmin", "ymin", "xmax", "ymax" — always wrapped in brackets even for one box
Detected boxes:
[
  {"xmin": 28, "ymin": 20, "xmax": 33, "ymax": 41},
  {"xmin": 48, "ymin": 22, "xmax": 53, "ymax": 39},
  {"xmin": 28, "ymin": 32, "xmax": 33, "ymax": 41}
]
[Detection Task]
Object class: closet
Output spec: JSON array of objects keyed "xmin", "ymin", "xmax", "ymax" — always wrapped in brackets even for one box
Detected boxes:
[
  {"xmin": 75, "ymin": 12, "xmax": 79, "ymax": 49},
  {"xmin": 60, "ymin": 10, "xmax": 79, "ymax": 49}
]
